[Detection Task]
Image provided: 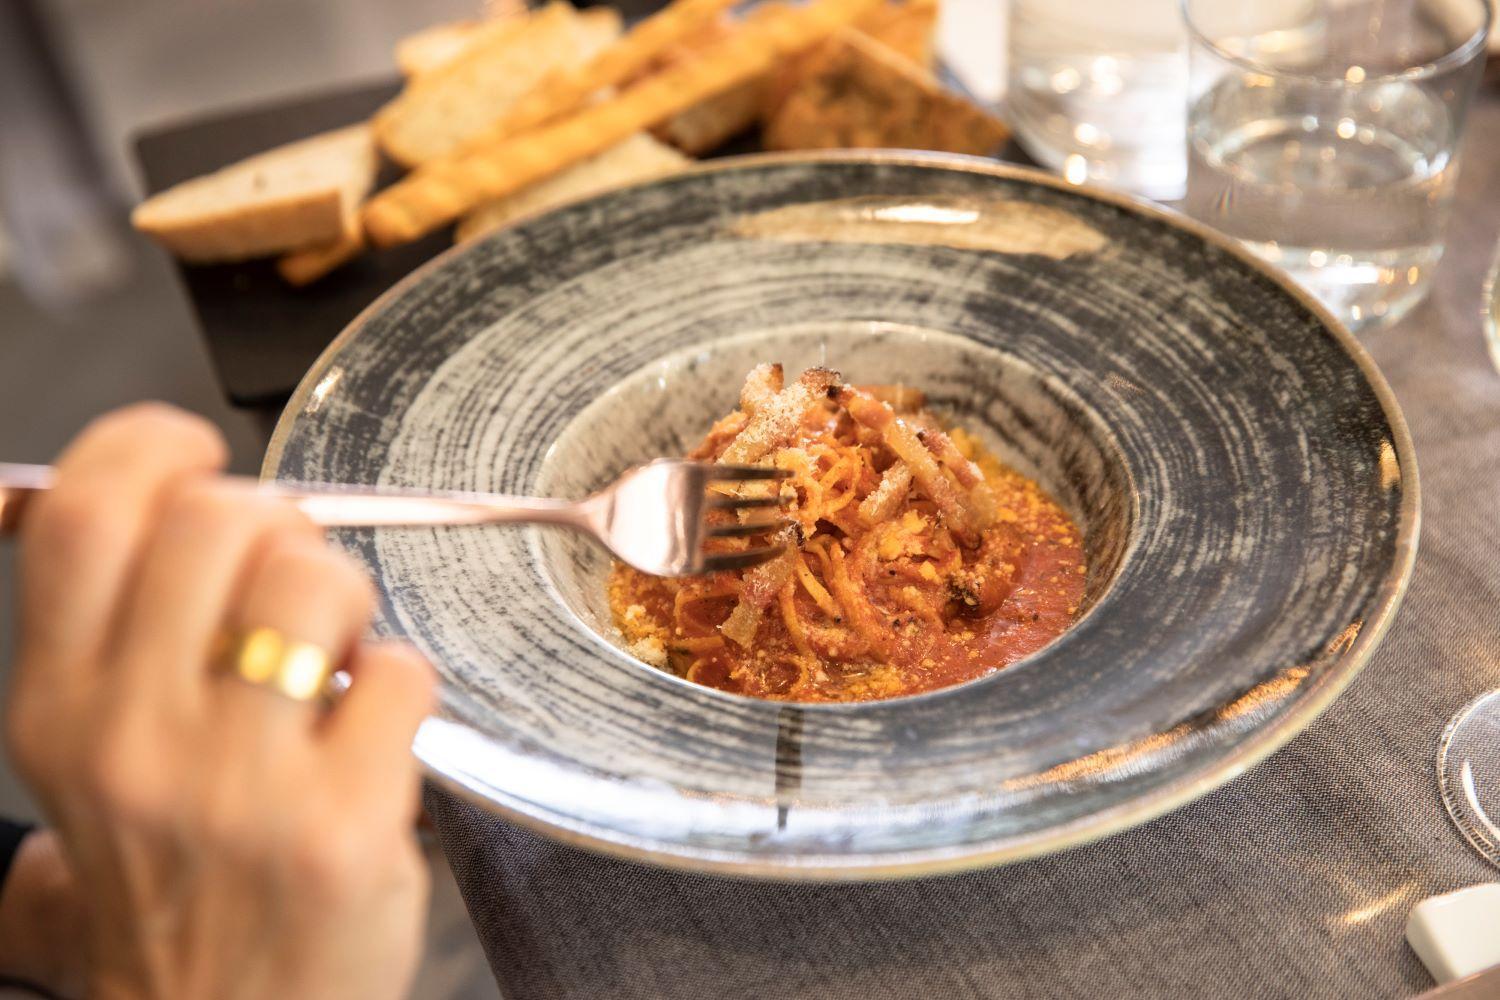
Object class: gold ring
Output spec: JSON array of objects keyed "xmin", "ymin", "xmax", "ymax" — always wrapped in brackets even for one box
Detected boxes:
[{"xmin": 213, "ymin": 626, "xmax": 334, "ymax": 702}]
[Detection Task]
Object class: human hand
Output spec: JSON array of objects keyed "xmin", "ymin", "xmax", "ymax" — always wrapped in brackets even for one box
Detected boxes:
[{"xmin": 4, "ymin": 404, "xmax": 436, "ymax": 1000}]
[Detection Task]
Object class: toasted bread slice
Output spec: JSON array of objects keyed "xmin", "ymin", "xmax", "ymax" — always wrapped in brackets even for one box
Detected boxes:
[
  {"xmin": 576, "ymin": 8, "xmax": 625, "ymax": 39},
  {"xmin": 455, "ymin": 132, "xmax": 689, "ymax": 243},
  {"xmin": 653, "ymin": 79, "xmax": 763, "ymax": 154},
  {"xmin": 276, "ymin": 211, "xmax": 365, "ymax": 286},
  {"xmin": 132, "ymin": 124, "xmax": 376, "ymax": 264},
  {"xmin": 636, "ymin": 13, "xmax": 767, "ymax": 155},
  {"xmin": 374, "ymin": 2, "xmax": 622, "ymax": 167},
  {"xmin": 857, "ymin": 0, "xmax": 938, "ymax": 68},
  {"xmin": 395, "ymin": 20, "xmax": 483, "ymax": 78},
  {"xmin": 637, "ymin": 0, "xmax": 943, "ymax": 156},
  {"xmin": 394, "ymin": 0, "xmax": 531, "ymax": 77},
  {"xmin": 363, "ymin": 0, "xmax": 884, "ymax": 247},
  {"xmin": 763, "ymin": 28, "xmax": 1007, "ymax": 156},
  {"xmin": 456, "ymin": 0, "xmax": 743, "ymax": 152},
  {"xmin": 762, "ymin": 0, "xmax": 940, "ymax": 117}
]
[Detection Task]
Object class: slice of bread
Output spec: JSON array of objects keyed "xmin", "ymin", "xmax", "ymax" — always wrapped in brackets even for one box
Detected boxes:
[
  {"xmin": 636, "ymin": 14, "xmax": 766, "ymax": 155},
  {"xmin": 393, "ymin": 0, "xmax": 531, "ymax": 78},
  {"xmin": 455, "ymin": 132, "xmax": 689, "ymax": 243},
  {"xmin": 483, "ymin": 0, "xmax": 528, "ymax": 17},
  {"xmin": 637, "ymin": 1, "xmax": 940, "ymax": 157},
  {"xmin": 763, "ymin": 28, "xmax": 1007, "ymax": 156},
  {"xmin": 857, "ymin": 0, "xmax": 938, "ymax": 69},
  {"xmin": 654, "ymin": 79, "xmax": 763, "ymax": 154},
  {"xmin": 375, "ymin": 2, "xmax": 622, "ymax": 167},
  {"xmin": 395, "ymin": 20, "xmax": 483, "ymax": 78},
  {"xmin": 276, "ymin": 213, "xmax": 365, "ymax": 286},
  {"xmin": 762, "ymin": 1, "xmax": 940, "ymax": 119},
  {"xmin": 131, "ymin": 124, "xmax": 377, "ymax": 264}
]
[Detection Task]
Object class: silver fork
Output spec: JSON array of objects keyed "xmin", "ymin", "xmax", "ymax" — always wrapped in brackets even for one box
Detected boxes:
[{"xmin": 0, "ymin": 460, "xmax": 790, "ymax": 577}]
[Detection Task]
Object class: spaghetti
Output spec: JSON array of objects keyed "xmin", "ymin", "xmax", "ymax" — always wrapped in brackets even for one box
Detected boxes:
[{"xmin": 608, "ymin": 364, "xmax": 1087, "ymax": 702}]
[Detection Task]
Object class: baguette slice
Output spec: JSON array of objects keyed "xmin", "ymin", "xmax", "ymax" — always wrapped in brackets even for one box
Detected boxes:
[
  {"xmin": 374, "ymin": 2, "xmax": 622, "ymax": 167},
  {"xmin": 763, "ymin": 0, "xmax": 939, "ymax": 118},
  {"xmin": 455, "ymin": 132, "xmax": 689, "ymax": 243},
  {"xmin": 763, "ymin": 28, "xmax": 1007, "ymax": 156},
  {"xmin": 483, "ymin": 0, "xmax": 528, "ymax": 18},
  {"xmin": 131, "ymin": 124, "xmax": 376, "ymax": 264},
  {"xmin": 637, "ymin": 13, "xmax": 769, "ymax": 155},
  {"xmin": 276, "ymin": 213, "xmax": 365, "ymax": 286},
  {"xmin": 653, "ymin": 79, "xmax": 763, "ymax": 154},
  {"xmin": 642, "ymin": 1, "xmax": 937, "ymax": 156},
  {"xmin": 857, "ymin": 0, "xmax": 938, "ymax": 68},
  {"xmin": 395, "ymin": 20, "xmax": 484, "ymax": 78},
  {"xmin": 393, "ymin": 0, "xmax": 568, "ymax": 78},
  {"xmin": 363, "ymin": 0, "xmax": 883, "ymax": 247}
]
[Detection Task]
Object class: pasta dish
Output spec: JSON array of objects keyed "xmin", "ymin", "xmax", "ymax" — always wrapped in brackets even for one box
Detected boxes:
[{"xmin": 609, "ymin": 364, "xmax": 1086, "ymax": 702}]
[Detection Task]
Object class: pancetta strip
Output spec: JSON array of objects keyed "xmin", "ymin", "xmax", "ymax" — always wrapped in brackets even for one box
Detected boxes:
[
  {"xmin": 837, "ymin": 385, "xmax": 983, "ymax": 545},
  {"xmin": 720, "ymin": 527, "xmax": 798, "ymax": 646},
  {"xmin": 857, "ymin": 384, "xmax": 926, "ymax": 413},
  {"xmin": 721, "ymin": 367, "xmax": 839, "ymax": 465},
  {"xmin": 917, "ymin": 425, "xmax": 1000, "ymax": 529},
  {"xmin": 857, "ymin": 460, "xmax": 913, "ymax": 525},
  {"xmin": 739, "ymin": 362, "xmax": 784, "ymax": 415}
]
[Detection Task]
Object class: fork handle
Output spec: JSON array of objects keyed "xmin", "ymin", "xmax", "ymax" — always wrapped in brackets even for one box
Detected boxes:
[
  {"xmin": 0, "ymin": 463, "xmax": 586, "ymax": 535},
  {"xmin": 0, "ymin": 464, "xmax": 49, "ymax": 536}
]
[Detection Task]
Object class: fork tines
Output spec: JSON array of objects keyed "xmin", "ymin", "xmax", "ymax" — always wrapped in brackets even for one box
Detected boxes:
[
  {"xmin": 708, "ymin": 518, "xmax": 793, "ymax": 538},
  {"xmin": 702, "ymin": 464, "xmax": 788, "ymax": 514},
  {"xmin": 698, "ymin": 463, "xmax": 790, "ymax": 571},
  {"xmin": 707, "ymin": 494, "xmax": 781, "ymax": 509},
  {"xmin": 703, "ymin": 464, "xmax": 792, "ymax": 482}
]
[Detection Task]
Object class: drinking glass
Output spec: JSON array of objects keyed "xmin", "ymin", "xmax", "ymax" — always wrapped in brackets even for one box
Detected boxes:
[
  {"xmin": 1181, "ymin": 0, "xmax": 1490, "ymax": 331},
  {"xmin": 1446, "ymin": 244, "xmax": 1500, "ymax": 868},
  {"xmin": 1007, "ymin": 0, "xmax": 1188, "ymax": 200},
  {"xmin": 1440, "ymin": 690, "xmax": 1500, "ymax": 867}
]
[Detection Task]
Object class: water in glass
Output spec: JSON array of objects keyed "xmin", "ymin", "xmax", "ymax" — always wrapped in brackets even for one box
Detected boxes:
[
  {"xmin": 1186, "ymin": 75, "xmax": 1458, "ymax": 328},
  {"xmin": 1181, "ymin": 0, "xmax": 1488, "ymax": 332}
]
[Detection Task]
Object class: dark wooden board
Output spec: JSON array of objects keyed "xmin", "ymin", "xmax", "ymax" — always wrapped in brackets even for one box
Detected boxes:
[{"xmin": 134, "ymin": 80, "xmax": 454, "ymax": 407}]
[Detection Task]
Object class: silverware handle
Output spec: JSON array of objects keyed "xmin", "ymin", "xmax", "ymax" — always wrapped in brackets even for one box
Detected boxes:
[
  {"xmin": 0, "ymin": 463, "xmax": 584, "ymax": 533},
  {"xmin": 268, "ymin": 486, "xmax": 581, "ymax": 528},
  {"xmin": 0, "ymin": 464, "xmax": 50, "ymax": 536}
]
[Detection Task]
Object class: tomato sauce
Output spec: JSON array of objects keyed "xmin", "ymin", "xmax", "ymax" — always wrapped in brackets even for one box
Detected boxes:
[{"xmin": 609, "ymin": 370, "xmax": 1087, "ymax": 703}]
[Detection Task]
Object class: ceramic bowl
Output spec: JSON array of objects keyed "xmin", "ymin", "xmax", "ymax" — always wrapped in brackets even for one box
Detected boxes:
[{"xmin": 266, "ymin": 152, "xmax": 1417, "ymax": 879}]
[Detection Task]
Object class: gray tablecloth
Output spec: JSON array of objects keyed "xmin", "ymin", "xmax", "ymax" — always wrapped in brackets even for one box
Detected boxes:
[{"xmin": 426, "ymin": 98, "xmax": 1500, "ymax": 1000}]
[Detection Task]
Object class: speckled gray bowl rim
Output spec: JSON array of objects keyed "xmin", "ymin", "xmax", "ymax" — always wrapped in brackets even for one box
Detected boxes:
[{"xmin": 264, "ymin": 151, "xmax": 1420, "ymax": 880}]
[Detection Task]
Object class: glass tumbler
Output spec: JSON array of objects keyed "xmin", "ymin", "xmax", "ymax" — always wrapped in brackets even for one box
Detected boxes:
[
  {"xmin": 1182, "ymin": 0, "xmax": 1490, "ymax": 331},
  {"xmin": 1007, "ymin": 0, "xmax": 1189, "ymax": 200}
]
